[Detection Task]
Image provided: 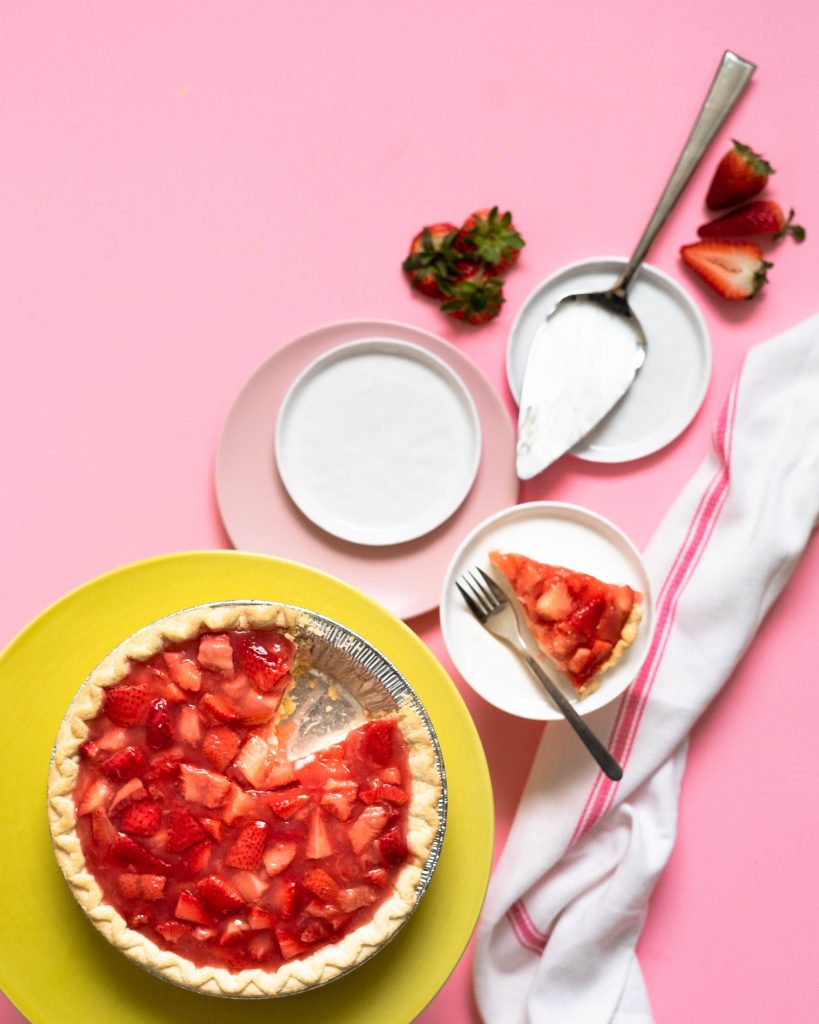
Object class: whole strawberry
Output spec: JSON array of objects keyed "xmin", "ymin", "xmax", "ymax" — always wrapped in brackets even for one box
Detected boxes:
[
  {"xmin": 402, "ymin": 223, "xmax": 459, "ymax": 298},
  {"xmin": 697, "ymin": 200, "xmax": 805, "ymax": 242},
  {"xmin": 455, "ymin": 207, "xmax": 525, "ymax": 272},
  {"xmin": 706, "ymin": 141, "xmax": 774, "ymax": 210},
  {"xmin": 439, "ymin": 263, "xmax": 504, "ymax": 325}
]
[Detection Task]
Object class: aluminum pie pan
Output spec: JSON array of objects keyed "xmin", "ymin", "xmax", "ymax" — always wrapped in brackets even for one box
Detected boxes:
[{"xmin": 49, "ymin": 599, "xmax": 448, "ymax": 998}]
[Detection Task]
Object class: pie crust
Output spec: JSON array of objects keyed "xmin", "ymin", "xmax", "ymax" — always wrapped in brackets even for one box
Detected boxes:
[{"xmin": 47, "ymin": 602, "xmax": 443, "ymax": 998}]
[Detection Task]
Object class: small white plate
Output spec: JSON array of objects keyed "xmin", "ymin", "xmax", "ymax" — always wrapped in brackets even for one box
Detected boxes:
[
  {"xmin": 440, "ymin": 501, "xmax": 654, "ymax": 720},
  {"xmin": 275, "ymin": 338, "xmax": 482, "ymax": 546},
  {"xmin": 507, "ymin": 258, "xmax": 711, "ymax": 463}
]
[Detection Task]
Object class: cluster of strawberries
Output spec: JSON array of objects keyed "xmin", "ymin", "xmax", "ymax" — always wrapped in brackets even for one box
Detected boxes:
[
  {"xmin": 680, "ymin": 141, "xmax": 805, "ymax": 301},
  {"xmin": 402, "ymin": 207, "xmax": 525, "ymax": 324}
]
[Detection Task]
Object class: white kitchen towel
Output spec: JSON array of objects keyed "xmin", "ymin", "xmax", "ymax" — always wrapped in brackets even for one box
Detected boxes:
[{"xmin": 473, "ymin": 313, "xmax": 819, "ymax": 1024}]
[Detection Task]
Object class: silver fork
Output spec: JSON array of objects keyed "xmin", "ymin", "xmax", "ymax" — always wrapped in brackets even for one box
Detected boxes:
[{"xmin": 456, "ymin": 567, "xmax": 623, "ymax": 781}]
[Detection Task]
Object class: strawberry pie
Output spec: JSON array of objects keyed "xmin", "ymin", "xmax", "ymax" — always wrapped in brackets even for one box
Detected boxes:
[
  {"xmin": 489, "ymin": 550, "xmax": 643, "ymax": 698},
  {"xmin": 47, "ymin": 603, "xmax": 443, "ymax": 997}
]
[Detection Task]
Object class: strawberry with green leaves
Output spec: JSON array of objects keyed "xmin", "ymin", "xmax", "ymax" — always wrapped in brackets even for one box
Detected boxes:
[
  {"xmin": 680, "ymin": 241, "xmax": 772, "ymax": 301},
  {"xmin": 440, "ymin": 263, "xmax": 504, "ymax": 325},
  {"xmin": 706, "ymin": 141, "xmax": 774, "ymax": 210},
  {"xmin": 456, "ymin": 206, "xmax": 525, "ymax": 272},
  {"xmin": 697, "ymin": 200, "xmax": 805, "ymax": 242},
  {"xmin": 402, "ymin": 222, "xmax": 459, "ymax": 298}
]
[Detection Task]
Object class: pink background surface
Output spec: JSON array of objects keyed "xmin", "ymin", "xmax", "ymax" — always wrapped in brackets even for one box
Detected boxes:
[{"xmin": 2, "ymin": 3, "xmax": 818, "ymax": 1022}]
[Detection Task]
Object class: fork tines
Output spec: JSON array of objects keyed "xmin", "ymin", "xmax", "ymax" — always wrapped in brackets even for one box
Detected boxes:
[{"xmin": 455, "ymin": 567, "xmax": 507, "ymax": 621}]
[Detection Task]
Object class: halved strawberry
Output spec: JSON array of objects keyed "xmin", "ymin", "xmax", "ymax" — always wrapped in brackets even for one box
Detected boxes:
[
  {"xmin": 697, "ymin": 200, "xmax": 805, "ymax": 242},
  {"xmin": 103, "ymin": 683, "xmax": 152, "ymax": 727},
  {"xmin": 120, "ymin": 800, "xmax": 161, "ymax": 838},
  {"xmin": 263, "ymin": 840, "xmax": 298, "ymax": 877},
  {"xmin": 145, "ymin": 698, "xmax": 174, "ymax": 750},
  {"xmin": 202, "ymin": 726, "xmax": 241, "ymax": 772},
  {"xmin": 305, "ymin": 809, "xmax": 333, "ymax": 859},
  {"xmin": 234, "ymin": 631, "xmax": 294, "ymax": 693},
  {"xmin": 99, "ymin": 746, "xmax": 146, "ymax": 783},
  {"xmin": 196, "ymin": 874, "xmax": 245, "ymax": 915},
  {"xmin": 680, "ymin": 241, "xmax": 772, "ymax": 301},
  {"xmin": 225, "ymin": 820, "xmax": 269, "ymax": 871},
  {"xmin": 706, "ymin": 140, "xmax": 774, "ymax": 210},
  {"xmin": 402, "ymin": 222, "xmax": 460, "ymax": 298},
  {"xmin": 348, "ymin": 804, "xmax": 390, "ymax": 854},
  {"xmin": 439, "ymin": 264, "xmax": 504, "ymax": 325},
  {"xmin": 179, "ymin": 763, "xmax": 231, "ymax": 808},
  {"xmin": 91, "ymin": 807, "xmax": 118, "ymax": 848},
  {"xmin": 156, "ymin": 920, "xmax": 191, "ymax": 944},
  {"xmin": 302, "ymin": 867, "xmax": 338, "ymax": 901},
  {"xmin": 455, "ymin": 207, "xmax": 525, "ymax": 272},
  {"xmin": 175, "ymin": 890, "xmax": 213, "ymax": 925},
  {"xmin": 219, "ymin": 917, "xmax": 250, "ymax": 946},
  {"xmin": 275, "ymin": 927, "xmax": 307, "ymax": 960},
  {"xmin": 197, "ymin": 634, "xmax": 234, "ymax": 673},
  {"xmin": 167, "ymin": 806, "xmax": 207, "ymax": 852},
  {"xmin": 377, "ymin": 826, "xmax": 409, "ymax": 866}
]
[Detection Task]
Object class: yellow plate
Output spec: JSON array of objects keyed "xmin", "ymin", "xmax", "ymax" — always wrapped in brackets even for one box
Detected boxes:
[{"xmin": 0, "ymin": 551, "xmax": 493, "ymax": 1024}]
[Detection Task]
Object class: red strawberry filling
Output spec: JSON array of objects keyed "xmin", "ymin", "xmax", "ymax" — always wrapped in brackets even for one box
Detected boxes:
[{"xmin": 73, "ymin": 628, "xmax": 412, "ymax": 973}]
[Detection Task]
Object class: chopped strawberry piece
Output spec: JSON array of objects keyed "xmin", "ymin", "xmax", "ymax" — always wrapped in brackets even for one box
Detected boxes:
[
  {"xmin": 220, "ymin": 917, "xmax": 250, "ymax": 946},
  {"xmin": 117, "ymin": 872, "xmax": 142, "ymax": 900},
  {"xmin": 145, "ymin": 698, "xmax": 174, "ymax": 750},
  {"xmin": 263, "ymin": 757, "xmax": 296, "ymax": 789},
  {"xmin": 302, "ymin": 867, "xmax": 338, "ymax": 901},
  {"xmin": 379, "ymin": 766, "xmax": 402, "ymax": 785},
  {"xmin": 167, "ymin": 806, "xmax": 207, "ymax": 852},
  {"xmin": 197, "ymin": 634, "xmax": 234, "ymax": 673},
  {"xmin": 180, "ymin": 840, "xmax": 212, "ymax": 876},
  {"xmin": 320, "ymin": 780, "xmax": 358, "ymax": 821},
  {"xmin": 202, "ymin": 726, "xmax": 241, "ymax": 772},
  {"xmin": 263, "ymin": 840, "xmax": 298, "ymax": 877},
  {"xmin": 297, "ymin": 756, "xmax": 352, "ymax": 789},
  {"xmin": 220, "ymin": 783, "xmax": 263, "ymax": 824},
  {"xmin": 378, "ymin": 826, "xmax": 409, "ymax": 867},
  {"xmin": 248, "ymin": 905, "xmax": 279, "ymax": 931},
  {"xmin": 234, "ymin": 631, "xmax": 294, "ymax": 693},
  {"xmin": 78, "ymin": 740, "xmax": 101, "ymax": 761},
  {"xmin": 305, "ymin": 809, "xmax": 333, "ymax": 859},
  {"xmin": 300, "ymin": 920, "xmax": 329, "ymax": 944},
  {"xmin": 99, "ymin": 746, "xmax": 146, "ymax": 783},
  {"xmin": 199, "ymin": 816, "xmax": 223, "ymax": 841},
  {"xmin": 191, "ymin": 926, "xmax": 218, "ymax": 943},
  {"xmin": 365, "ymin": 868, "xmax": 388, "ymax": 888},
  {"xmin": 348, "ymin": 804, "xmax": 390, "ymax": 853},
  {"xmin": 163, "ymin": 652, "xmax": 202, "ymax": 692},
  {"xmin": 140, "ymin": 874, "xmax": 167, "ymax": 900},
  {"xmin": 175, "ymin": 890, "xmax": 214, "ymax": 925},
  {"xmin": 232, "ymin": 734, "xmax": 272, "ymax": 788},
  {"xmin": 103, "ymin": 683, "xmax": 152, "ymax": 727},
  {"xmin": 247, "ymin": 932, "xmax": 274, "ymax": 961},
  {"xmin": 179, "ymin": 763, "xmax": 231, "ymax": 808},
  {"xmin": 108, "ymin": 834, "xmax": 171, "ymax": 874},
  {"xmin": 120, "ymin": 800, "xmax": 162, "ymax": 837},
  {"xmin": 108, "ymin": 778, "xmax": 148, "ymax": 814},
  {"xmin": 156, "ymin": 920, "xmax": 190, "ymax": 944},
  {"xmin": 200, "ymin": 693, "xmax": 239, "ymax": 724},
  {"xmin": 271, "ymin": 878, "xmax": 298, "ymax": 919},
  {"xmin": 357, "ymin": 718, "xmax": 394, "ymax": 767},
  {"xmin": 225, "ymin": 820, "xmax": 269, "ymax": 871},
  {"xmin": 275, "ymin": 927, "xmax": 307, "ymax": 960},
  {"xmin": 359, "ymin": 783, "xmax": 407, "ymax": 806},
  {"xmin": 91, "ymin": 808, "xmax": 117, "ymax": 848},
  {"xmin": 78, "ymin": 776, "xmax": 113, "ymax": 816},
  {"xmin": 177, "ymin": 705, "xmax": 203, "ymax": 747},
  {"xmin": 232, "ymin": 870, "xmax": 270, "ymax": 903},
  {"xmin": 336, "ymin": 885, "xmax": 379, "ymax": 913},
  {"xmin": 97, "ymin": 728, "xmax": 130, "ymax": 751},
  {"xmin": 267, "ymin": 788, "xmax": 312, "ymax": 820},
  {"xmin": 196, "ymin": 874, "xmax": 245, "ymax": 915},
  {"xmin": 144, "ymin": 749, "xmax": 184, "ymax": 782}
]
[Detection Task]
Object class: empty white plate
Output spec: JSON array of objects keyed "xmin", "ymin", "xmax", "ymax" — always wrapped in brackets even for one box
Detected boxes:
[
  {"xmin": 275, "ymin": 338, "xmax": 482, "ymax": 546},
  {"xmin": 507, "ymin": 258, "xmax": 711, "ymax": 463}
]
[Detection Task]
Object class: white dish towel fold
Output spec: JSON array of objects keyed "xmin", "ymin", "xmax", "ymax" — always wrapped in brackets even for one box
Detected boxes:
[{"xmin": 473, "ymin": 314, "xmax": 819, "ymax": 1024}]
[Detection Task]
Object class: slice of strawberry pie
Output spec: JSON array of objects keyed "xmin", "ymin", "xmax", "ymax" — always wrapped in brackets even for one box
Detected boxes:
[
  {"xmin": 47, "ymin": 603, "xmax": 442, "ymax": 998},
  {"xmin": 489, "ymin": 550, "xmax": 643, "ymax": 698}
]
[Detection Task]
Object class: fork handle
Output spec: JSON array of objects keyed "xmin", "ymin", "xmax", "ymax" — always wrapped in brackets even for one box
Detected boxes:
[{"xmin": 522, "ymin": 652, "xmax": 623, "ymax": 781}]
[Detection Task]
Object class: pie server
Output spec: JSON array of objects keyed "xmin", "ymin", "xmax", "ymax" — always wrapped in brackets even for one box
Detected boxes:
[{"xmin": 516, "ymin": 49, "xmax": 755, "ymax": 480}]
